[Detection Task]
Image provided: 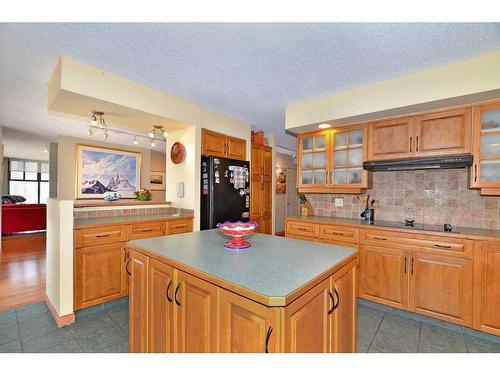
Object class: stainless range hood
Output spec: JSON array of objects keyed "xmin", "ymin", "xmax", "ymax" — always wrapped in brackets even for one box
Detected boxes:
[{"xmin": 363, "ymin": 154, "xmax": 473, "ymax": 171}]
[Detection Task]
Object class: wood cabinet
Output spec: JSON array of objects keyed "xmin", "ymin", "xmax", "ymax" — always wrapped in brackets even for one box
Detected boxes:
[
  {"xmin": 201, "ymin": 128, "xmax": 246, "ymax": 160},
  {"xmin": 297, "ymin": 124, "xmax": 370, "ymax": 194},
  {"xmin": 175, "ymin": 270, "xmax": 218, "ymax": 353},
  {"xmin": 368, "ymin": 117, "xmax": 414, "ymax": 160},
  {"xmin": 129, "ymin": 250, "xmax": 148, "ymax": 353},
  {"xmin": 473, "ymin": 241, "xmax": 500, "ymax": 335},
  {"xmin": 251, "ymin": 143, "xmax": 273, "ymax": 234},
  {"xmin": 408, "ymin": 251, "xmax": 472, "ymax": 326},
  {"xmin": 470, "ymin": 100, "xmax": 500, "ymax": 195},
  {"xmin": 74, "ymin": 242, "xmax": 128, "ymax": 310},
  {"xmin": 413, "ymin": 108, "xmax": 471, "ymax": 157},
  {"xmin": 127, "ymin": 243, "xmax": 358, "ymax": 352},
  {"xmin": 147, "ymin": 259, "xmax": 174, "ymax": 353},
  {"xmin": 74, "ymin": 217, "xmax": 193, "ymax": 311},
  {"xmin": 359, "ymin": 245, "xmax": 409, "ymax": 310},
  {"xmin": 220, "ymin": 289, "xmax": 279, "ymax": 353},
  {"xmin": 330, "ymin": 260, "xmax": 357, "ymax": 353}
]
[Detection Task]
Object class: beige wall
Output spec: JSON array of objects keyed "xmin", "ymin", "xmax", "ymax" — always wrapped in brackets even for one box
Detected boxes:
[
  {"xmin": 150, "ymin": 150, "xmax": 166, "ymax": 202},
  {"xmin": 274, "ymin": 152, "xmax": 295, "ymax": 233},
  {"xmin": 286, "ymin": 50, "xmax": 500, "ymax": 132},
  {"xmin": 0, "ymin": 127, "xmax": 3, "ymax": 245},
  {"xmin": 57, "ymin": 136, "xmax": 153, "ymax": 200}
]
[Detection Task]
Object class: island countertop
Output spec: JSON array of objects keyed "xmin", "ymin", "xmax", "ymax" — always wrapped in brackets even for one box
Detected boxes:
[{"xmin": 127, "ymin": 229, "xmax": 357, "ymax": 306}]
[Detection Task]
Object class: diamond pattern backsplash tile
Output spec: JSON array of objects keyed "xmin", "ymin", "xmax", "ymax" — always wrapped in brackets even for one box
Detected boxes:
[{"xmin": 306, "ymin": 169, "xmax": 500, "ymax": 230}]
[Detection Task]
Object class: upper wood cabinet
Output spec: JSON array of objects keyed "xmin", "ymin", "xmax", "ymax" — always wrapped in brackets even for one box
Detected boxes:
[
  {"xmin": 201, "ymin": 128, "xmax": 246, "ymax": 160},
  {"xmin": 470, "ymin": 100, "xmax": 500, "ymax": 195},
  {"xmin": 251, "ymin": 143, "xmax": 273, "ymax": 234},
  {"xmin": 367, "ymin": 107, "xmax": 472, "ymax": 161},
  {"xmin": 368, "ymin": 117, "xmax": 414, "ymax": 160},
  {"xmin": 473, "ymin": 241, "xmax": 500, "ymax": 336},
  {"xmin": 297, "ymin": 124, "xmax": 370, "ymax": 194},
  {"xmin": 413, "ymin": 108, "xmax": 471, "ymax": 157}
]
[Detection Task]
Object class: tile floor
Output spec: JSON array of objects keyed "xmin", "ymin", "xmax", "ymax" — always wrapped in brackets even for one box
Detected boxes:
[{"xmin": 1, "ymin": 297, "xmax": 499, "ymax": 353}]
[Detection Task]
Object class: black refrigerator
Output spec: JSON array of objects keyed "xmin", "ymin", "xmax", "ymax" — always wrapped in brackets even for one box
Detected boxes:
[{"xmin": 200, "ymin": 156, "xmax": 250, "ymax": 230}]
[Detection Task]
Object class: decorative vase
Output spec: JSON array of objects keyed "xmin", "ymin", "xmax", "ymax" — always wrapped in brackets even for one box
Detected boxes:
[{"xmin": 217, "ymin": 221, "xmax": 258, "ymax": 250}]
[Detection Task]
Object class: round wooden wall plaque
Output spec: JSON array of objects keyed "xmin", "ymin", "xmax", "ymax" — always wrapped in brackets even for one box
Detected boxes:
[{"xmin": 170, "ymin": 142, "xmax": 185, "ymax": 164}]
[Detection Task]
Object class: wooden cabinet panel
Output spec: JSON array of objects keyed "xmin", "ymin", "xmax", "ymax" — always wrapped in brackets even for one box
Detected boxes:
[
  {"xmin": 226, "ymin": 136, "xmax": 246, "ymax": 160},
  {"xmin": 414, "ymin": 108, "xmax": 471, "ymax": 157},
  {"xmin": 74, "ymin": 243, "xmax": 128, "ymax": 310},
  {"xmin": 473, "ymin": 241, "xmax": 500, "ymax": 335},
  {"xmin": 220, "ymin": 289, "xmax": 279, "ymax": 353},
  {"xmin": 319, "ymin": 224, "xmax": 359, "ymax": 244},
  {"xmin": 147, "ymin": 259, "xmax": 174, "ymax": 353},
  {"xmin": 409, "ymin": 252, "xmax": 472, "ymax": 326},
  {"xmin": 260, "ymin": 214, "xmax": 272, "ymax": 235},
  {"xmin": 75, "ymin": 225, "xmax": 127, "ymax": 248},
  {"xmin": 261, "ymin": 180, "xmax": 272, "ymax": 217},
  {"xmin": 249, "ymin": 179, "xmax": 261, "ymax": 217},
  {"xmin": 201, "ymin": 129, "xmax": 226, "ymax": 157},
  {"xmin": 368, "ymin": 118, "xmax": 413, "ymax": 160},
  {"xmin": 262, "ymin": 146, "xmax": 273, "ymax": 179},
  {"xmin": 250, "ymin": 143, "xmax": 262, "ymax": 178},
  {"xmin": 284, "ymin": 279, "xmax": 330, "ymax": 353},
  {"xmin": 175, "ymin": 270, "xmax": 218, "ymax": 353},
  {"xmin": 166, "ymin": 219, "xmax": 193, "ymax": 235},
  {"xmin": 128, "ymin": 221, "xmax": 165, "ymax": 240},
  {"xmin": 330, "ymin": 260, "xmax": 357, "ymax": 353},
  {"xmin": 286, "ymin": 220, "xmax": 319, "ymax": 238},
  {"xmin": 129, "ymin": 250, "xmax": 148, "ymax": 353},
  {"xmin": 359, "ymin": 245, "xmax": 409, "ymax": 309}
]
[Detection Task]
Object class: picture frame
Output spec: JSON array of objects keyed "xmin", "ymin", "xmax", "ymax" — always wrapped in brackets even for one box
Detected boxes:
[
  {"xmin": 276, "ymin": 167, "xmax": 287, "ymax": 194},
  {"xmin": 149, "ymin": 171, "xmax": 166, "ymax": 191},
  {"xmin": 76, "ymin": 144, "xmax": 142, "ymax": 199}
]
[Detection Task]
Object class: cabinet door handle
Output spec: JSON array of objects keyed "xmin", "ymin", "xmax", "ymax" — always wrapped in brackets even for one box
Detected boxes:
[
  {"xmin": 404, "ymin": 256, "xmax": 407, "ymax": 274},
  {"xmin": 331, "ymin": 286, "xmax": 340, "ymax": 311},
  {"xmin": 166, "ymin": 280, "xmax": 173, "ymax": 303},
  {"xmin": 142, "ymin": 229, "xmax": 154, "ymax": 233},
  {"xmin": 410, "ymin": 137, "xmax": 412, "ymax": 153},
  {"xmin": 474, "ymin": 164, "xmax": 478, "ymax": 182},
  {"xmin": 327, "ymin": 289, "xmax": 335, "ymax": 314},
  {"xmin": 410, "ymin": 258, "xmax": 414, "ymax": 275},
  {"xmin": 96, "ymin": 234, "xmax": 110, "ymax": 238},
  {"xmin": 329, "ymin": 171, "xmax": 333, "ymax": 184},
  {"xmin": 416, "ymin": 136, "xmax": 419, "ymax": 152},
  {"xmin": 125, "ymin": 258, "xmax": 132, "ymax": 276},
  {"xmin": 434, "ymin": 244, "xmax": 452, "ymax": 249},
  {"xmin": 265, "ymin": 326, "xmax": 273, "ymax": 353},
  {"xmin": 174, "ymin": 283, "xmax": 181, "ymax": 306},
  {"xmin": 374, "ymin": 237, "xmax": 387, "ymax": 241}
]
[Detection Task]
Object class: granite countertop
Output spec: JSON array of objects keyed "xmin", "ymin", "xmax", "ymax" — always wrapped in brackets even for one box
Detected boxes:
[
  {"xmin": 74, "ymin": 213, "xmax": 193, "ymax": 229},
  {"xmin": 286, "ymin": 216, "xmax": 500, "ymax": 240},
  {"xmin": 129, "ymin": 230, "xmax": 357, "ymax": 300}
]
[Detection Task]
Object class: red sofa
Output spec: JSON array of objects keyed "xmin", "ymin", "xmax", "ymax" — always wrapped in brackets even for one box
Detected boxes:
[{"xmin": 1, "ymin": 204, "xmax": 47, "ymax": 234}]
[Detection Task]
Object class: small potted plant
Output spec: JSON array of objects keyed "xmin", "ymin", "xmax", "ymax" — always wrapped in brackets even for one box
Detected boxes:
[{"xmin": 133, "ymin": 189, "xmax": 152, "ymax": 201}]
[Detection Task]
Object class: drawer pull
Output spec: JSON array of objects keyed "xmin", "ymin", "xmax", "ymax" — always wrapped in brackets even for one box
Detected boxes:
[
  {"xmin": 434, "ymin": 244, "xmax": 452, "ymax": 249},
  {"xmin": 295, "ymin": 226, "xmax": 309, "ymax": 231},
  {"xmin": 96, "ymin": 234, "xmax": 111, "ymax": 238},
  {"xmin": 173, "ymin": 224, "xmax": 187, "ymax": 229},
  {"xmin": 374, "ymin": 237, "xmax": 387, "ymax": 241},
  {"xmin": 141, "ymin": 229, "xmax": 154, "ymax": 232},
  {"xmin": 329, "ymin": 231, "xmax": 344, "ymax": 236}
]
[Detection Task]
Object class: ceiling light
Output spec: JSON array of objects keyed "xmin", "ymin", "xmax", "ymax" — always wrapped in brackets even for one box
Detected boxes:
[
  {"xmin": 87, "ymin": 127, "xmax": 93, "ymax": 137},
  {"xmin": 163, "ymin": 130, "xmax": 169, "ymax": 139},
  {"xmin": 148, "ymin": 129, "xmax": 155, "ymax": 139},
  {"xmin": 318, "ymin": 123, "xmax": 332, "ymax": 129},
  {"xmin": 90, "ymin": 113, "xmax": 97, "ymax": 125},
  {"xmin": 150, "ymin": 139, "xmax": 156, "ymax": 147},
  {"xmin": 44, "ymin": 145, "xmax": 49, "ymax": 153},
  {"xmin": 133, "ymin": 136, "xmax": 138, "ymax": 145},
  {"xmin": 103, "ymin": 129, "xmax": 109, "ymax": 139}
]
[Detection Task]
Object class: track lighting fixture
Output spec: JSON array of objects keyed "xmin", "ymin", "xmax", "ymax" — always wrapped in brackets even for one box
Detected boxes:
[
  {"xmin": 133, "ymin": 136, "xmax": 138, "ymax": 145},
  {"xmin": 150, "ymin": 139, "xmax": 156, "ymax": 147},
  {"xmin": 103, "ymin": 129, "xmax": 109, "ymax": 139},
  {"xmin": 163, "ymin": 130, "xmax": 169, "ymax": 139},
  {"xmin": 90, "ymin": 113, "xmax": 97, "ymax": 125},
  {"xmin": 87, "ymin": 126, "xmax": 93, "ymax": 137},
  {"xmin": 44, "ymin": 145, "xmax": 49, "ymax": 153}
]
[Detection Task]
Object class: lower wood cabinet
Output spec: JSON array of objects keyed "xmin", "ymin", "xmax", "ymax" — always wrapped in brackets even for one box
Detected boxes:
[
  {"xmin": 409, "ymin": 252, "xmax": 472, "ymax": 326},
  {"xmin": 128, "ymin": 247, "xmax": 357, "ymax": 353},
  {"xmin": 473, "ymin": 241, "xmax": 500, "ymax": 336},
  {"xmin": 220, "ymin": 289, "xmax": 279, "ymax": 353},
  {"xmin": 74, "ymin": 242, "xmax": 128, "ymax": 310},
  {"xmin": 128, "ymin": 250, "xmax": 148, "ymax": 354}
]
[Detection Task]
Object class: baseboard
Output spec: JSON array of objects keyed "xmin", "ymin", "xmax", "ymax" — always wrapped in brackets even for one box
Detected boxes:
[{"xmin": 45, "ymin": 294, "xmax": 75, "ymax": 327}]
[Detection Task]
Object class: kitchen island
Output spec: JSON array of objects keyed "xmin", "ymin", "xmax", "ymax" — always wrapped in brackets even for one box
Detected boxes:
[{"xmin": 126, "ymin": 229, "xmax": 358, "ymax": 353}]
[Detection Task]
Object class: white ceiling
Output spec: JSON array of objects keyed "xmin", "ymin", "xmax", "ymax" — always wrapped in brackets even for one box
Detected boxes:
[
  {"xmin": 1, "ymin": 23, "xmax": 499, "ymax": 151},
  {"xmin": 2, "ymin": 127, "xmax": 52, "ymax": 161}
]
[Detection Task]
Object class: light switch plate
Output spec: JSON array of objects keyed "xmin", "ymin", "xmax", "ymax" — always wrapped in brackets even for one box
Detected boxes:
[{"xmin": 334, "ymin": 197, "xmax": 344, "ymax": 207}]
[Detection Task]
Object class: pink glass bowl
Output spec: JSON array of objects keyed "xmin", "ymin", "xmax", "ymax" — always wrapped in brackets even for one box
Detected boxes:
[{"xmin": 216, "ymin": 221, "xmax": 259, "ymax": 250}]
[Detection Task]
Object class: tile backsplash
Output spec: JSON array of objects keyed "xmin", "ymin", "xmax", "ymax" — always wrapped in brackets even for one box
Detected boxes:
[
  {"xmin": 307, "ymin": 169, "xmax": 500, "ymax": 230},
  {"xmin": 74, "ymin": 206, "xmax": 194, "ymax": 219}
]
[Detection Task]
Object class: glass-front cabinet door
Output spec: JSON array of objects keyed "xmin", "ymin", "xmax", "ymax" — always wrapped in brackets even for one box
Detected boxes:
[
  {"xmin": 299, "ymin": 131, "xmax": 329, "ymax": 187},
  {"xmin": 331, "ymin": 126, "xmax": 365, "ymax": 186},
  {"xmin": 471, "ymin": 101, "xmax": 500, "ymax": 193}
]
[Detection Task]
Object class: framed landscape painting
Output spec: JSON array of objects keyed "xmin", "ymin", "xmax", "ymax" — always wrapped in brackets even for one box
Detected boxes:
[
  {"xmin": 149, "ymin": 171, "xmax": 165, "ymax": 191},
  {"xmin": 76, "ymin": 144, "xmax": 142, "ymax": 199}
]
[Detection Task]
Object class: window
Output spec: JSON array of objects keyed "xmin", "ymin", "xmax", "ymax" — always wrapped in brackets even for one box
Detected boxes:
[{"xmin": 8, "ymin": 159, "xmax": 50, "ymax": 203}]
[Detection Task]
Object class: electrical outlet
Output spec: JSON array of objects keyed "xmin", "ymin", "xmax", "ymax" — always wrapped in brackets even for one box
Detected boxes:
[{"xmin": 334, "ymin": 197, "xmax": 344, "ymax": 207}]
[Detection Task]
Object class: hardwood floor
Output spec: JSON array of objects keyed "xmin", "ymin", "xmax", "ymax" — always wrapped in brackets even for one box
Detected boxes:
[{"xmin": 0, "ymin": 233, "xmax": 46, "ymax": 311}]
